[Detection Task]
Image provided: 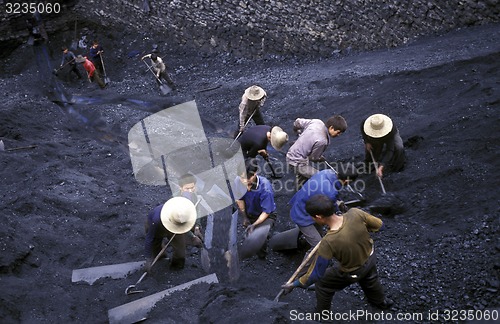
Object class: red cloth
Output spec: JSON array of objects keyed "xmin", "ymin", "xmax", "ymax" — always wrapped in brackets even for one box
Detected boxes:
[{"xmin": 82, "ymin": 57, "xmax": 95, "ymax": 77}]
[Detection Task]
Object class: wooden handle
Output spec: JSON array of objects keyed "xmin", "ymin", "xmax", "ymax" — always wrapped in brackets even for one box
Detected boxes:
[{"xmin": 274, "ymin": 240, "xmax": 321, "ymax": 301}]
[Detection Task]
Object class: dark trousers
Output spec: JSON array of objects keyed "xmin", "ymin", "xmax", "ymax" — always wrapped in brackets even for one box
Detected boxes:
[
  {"xmin": 315, "ymin": 252, "xmax": 386, "ymax": 312},
  {"xmin": 68, "ymin": 63, "xmax": 82, "ymax": 79},
  {"xmin": 92, "ymin": 58, "xmax": 104, "ymax": 77},
  {"xmin": 144, "ymin": 221, "xmax": 186, "ymax": 261},
  {"xmin": 158, "ymin": 70, "xmax": 175, "ymax": 88},
  {"xmin": 90, "ymin": 72, "xmax": 106, "ymax": 89}
]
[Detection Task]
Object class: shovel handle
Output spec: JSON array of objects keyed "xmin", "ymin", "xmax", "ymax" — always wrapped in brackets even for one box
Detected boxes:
[
  {"xmin": 369, "ymin": 150, "xmax": 386, "ymax": 194},
  {"xmin": 229, "ymin": 109, "xmax": 257, "ymax": 148},
  {"xmin": 274, "ymin": 240, "xmax": 321, "ymax": 302},
  {"xmin": 125, "ymin": 234, "xmax": 176, "ymax": 294}
]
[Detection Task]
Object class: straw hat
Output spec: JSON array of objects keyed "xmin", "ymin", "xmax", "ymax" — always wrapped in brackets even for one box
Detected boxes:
[
  {"xmin": 363, "ymin": 114, "xmax": 393, "ymax": 138},
  {"xmin": 270, "ymin": 126, "xmax": 288, "ymax": 151},
  {"xmin": 245, "ymin": 85, "xmax": 266, "ymax": 101},
  {"xmin": 160, "ymin": 196, "xmax": 197, "ymax": 234},
  {"xmin": 75, "ymin": 55, "xmax": 86, "ymax": 63}
]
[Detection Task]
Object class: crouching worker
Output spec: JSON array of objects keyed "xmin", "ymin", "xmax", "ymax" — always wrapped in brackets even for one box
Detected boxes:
[
  {"xmin": 281, "ymin": 194, "xmax": 393, "ymax": 312},
  {"xmin": 361, "ymin": 114, "xmax": 405, "ymax": 178},
  {"xmin": 144, "ymin": 174, "xmax": 203, "ymax": 271},
  {"xmin": 234, "ymin": 158, "xmax": 277, "ymax": 259}
]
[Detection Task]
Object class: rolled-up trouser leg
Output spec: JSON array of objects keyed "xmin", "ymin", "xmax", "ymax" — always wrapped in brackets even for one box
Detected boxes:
[{"xmin": 297, "ymin": 223, "xmax": 323, "ymax": 276}]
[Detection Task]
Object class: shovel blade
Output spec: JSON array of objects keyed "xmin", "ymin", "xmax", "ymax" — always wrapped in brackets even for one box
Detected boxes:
[
  {"xmin": 159, "ymin": 84, "xmax": 171, "ymax": 95},
  {"xmin": 201, "ymin": 247, "xmax": 210, "ymax": 273}
]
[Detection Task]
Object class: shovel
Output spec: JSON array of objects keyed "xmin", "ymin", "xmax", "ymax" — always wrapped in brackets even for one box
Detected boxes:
[
  {"xmin": 264, "ymin": 156, "xmax": 282, "ymax": 179},
  {"xmin": 125, "ymin": 234, "xmax": 176, "ymax": 295},
  {"xmin": 198, "ymin": 196, "xmax": 214, "ymax": 273},
  {"xmin": 228, "ymin": 109, "xmax": 257, "ymax": 149},
  {"xmin": 100, "ymin": 54, "xmax": 110, "ymax": 84},
  {"xmin": 367, "ymin": 149, "xmax": 405, "ymax": 215},
  {"xmin": 52, "ymin": 58, "xmax": 75, "ymax": 76},
  {"xmin": 142, "ymin": 60, "xmax": 171, "ymax": 95},
  {"xmin": 274, "ymin": 240, "xmax": 321, "ymax": 302},
  {"xmin": 323, "ymin": 160, "xmax": 364, "ymax": 201},
  {"xmin": 369, "ymin": 149, "xmax": 386, "ymax": 194}
]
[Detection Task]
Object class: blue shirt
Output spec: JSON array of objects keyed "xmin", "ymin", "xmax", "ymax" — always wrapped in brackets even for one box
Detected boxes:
[
  {"xmin": 234, "ymin": 175, "xmax": 276, "ymax": 217},
  {"xmin": 289, "ymin": 169, "xmax": 341, "ymax": 226}
]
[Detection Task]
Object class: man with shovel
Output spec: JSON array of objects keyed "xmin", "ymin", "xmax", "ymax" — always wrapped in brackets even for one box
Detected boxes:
[
  {"xmin": 238, "ymin": 125, "xmax": 288, "ymax": 159},
  {"xmin": 59, "ymin": 46, "xmax": 82, "ymax": 80},
  {"xmin": 361, "ymin": 114, "xmax": 406, "ymax": 178},
  {"xmin": 233, "ymin": 158, "xmax": 277, "ymax": 259},
  {"xmin": 282, "ymin": 194, "xmax": 393, "ymax": 312},
  {"xmin": 75, "ymin": 55, "xmax": 106, "ymax": 89},
  {"xmin": 144, "ymin": 174, "xmax": 203, "ymax": 271},
  {"xmin": 89, "ymin": 40, "xmax": 105, "ymax": 77},
  {"xmin": 286, "ymin": 115, "xmax": 347, "ymax": 190},
  {"xmin": 287, "ymin": 169, "xmax": 354, "ymax": 274},
  {"xmin": 141, "ymin": 53, "xmax": 176, "ymax": 90},
  {"xmin": 236, "ymin": 85, "xmax": 267, "ymax": 136}
]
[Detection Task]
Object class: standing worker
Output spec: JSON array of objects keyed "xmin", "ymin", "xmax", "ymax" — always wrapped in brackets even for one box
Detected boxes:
[
  {"xmin": 237, "ymin": 85, "xmax": 267, "ymax": 136},
  {"xmin": 237, "ymin": 125, "xmax": 288, "ymax": 159},
  {"xmin": 141, "ymin": 53, "xmax": 176, "ymax": 90},
  {"xmin": 289, "ymin": 169, "xmax": 353, "ymax": 257},
  {"xmin": 281, "ymin": 194, "xmax": 393, "ymax": 313},
  {"xmin": 286, "ymin": 115, "xmax": 347, "ymax": 190},
  {"xmin": 60, "ymin": 46, "xmax": 82, "ymax": 80},
  {"xmin": 361, "ymin": 114, "xmax": 406, "ymax": 178},
  {"xmin": 89, "ymin": 40, "xmax": 104, "ymax": 77},
  {"xmin": 75, "ymin": 55, "xmax": 106, "ymax": 89}
]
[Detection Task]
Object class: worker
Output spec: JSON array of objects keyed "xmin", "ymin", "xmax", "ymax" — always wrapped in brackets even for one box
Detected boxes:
[
  {"xmin": 282, "ymin": 194, "xmax": 393, "ymax": 313},
  {"xmin": 237, "ymin": 125, "xmax": 288, "ymax": 159},
  {"xmin": 286, "ymin": 115, "xmax": 347, "ymax": 190},
  {"xmin": 361, "ymin": 114, "xmax": 406, "ymax": 178},
  {"xmin": 144, "ymin": 174, "xmax": 203, "ymax": 271}
]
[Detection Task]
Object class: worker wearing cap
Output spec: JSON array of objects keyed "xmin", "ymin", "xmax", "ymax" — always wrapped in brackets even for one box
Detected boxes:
[
  {"xmin": 237, "ymin": 125, "xmax": 288, "ymax": 159},
  {"xmin": 361, "ymin": 114, "xmax": 406, "ymax": 178},
  {"xmin": 75, "ymin": 55, "xmax": 106, "ymax": 89},
  {"xmin": 237, "ymin": 85, "xmax": 267, "ymax": 134}
]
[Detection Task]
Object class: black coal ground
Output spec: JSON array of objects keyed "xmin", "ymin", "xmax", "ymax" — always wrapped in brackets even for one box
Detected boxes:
[{"xmin": 1, "ymin": 22, "xmax": 499, "ymax": 323}]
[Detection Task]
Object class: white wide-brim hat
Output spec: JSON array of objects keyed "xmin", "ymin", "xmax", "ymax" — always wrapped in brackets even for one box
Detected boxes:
[
  {"xmin": 160, "ymin": 196, "xmax": 197, "ymax": 234},
  {"xmin": 245, "ymin": 85, "xmax": 266, "ymax": 101},
  {"xmin": 270, "ymin": 126, "xmax": 288, "ymax": 151},
  {"xmin": 363, "ymin": 114, "xmax": 393, "ymax": 138}
]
